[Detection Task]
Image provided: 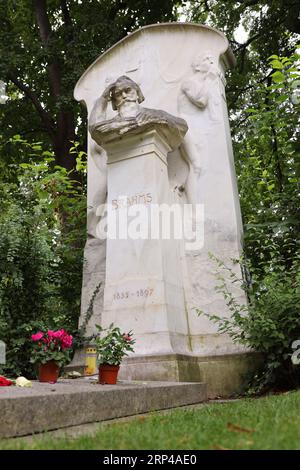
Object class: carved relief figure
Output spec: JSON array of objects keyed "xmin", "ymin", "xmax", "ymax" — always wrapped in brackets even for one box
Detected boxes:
[
  {"xmin": 178, "ymin": 52, "xmax": 220, "ymax": 204},
  {"xmin": 89, "ymin": 75, "xmax": 187, "ymax": 148}
]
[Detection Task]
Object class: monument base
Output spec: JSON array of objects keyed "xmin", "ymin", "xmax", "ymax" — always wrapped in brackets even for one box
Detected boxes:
[
  {"xmin": 119, "ymin": 352, "xmax": 261, "ymax": 398},
  {"xmin": 67, "ymin": 350, "xmax": 261, "ymax": 398},
  {"xmin": 66, "ymin": 349, "xmax": 87, "ymax": 375}
]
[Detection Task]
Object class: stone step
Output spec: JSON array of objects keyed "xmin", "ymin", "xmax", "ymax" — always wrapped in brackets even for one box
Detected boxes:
[{"xmin": 0, "ymin": 378, "xmax": 207, "ymax": 438}]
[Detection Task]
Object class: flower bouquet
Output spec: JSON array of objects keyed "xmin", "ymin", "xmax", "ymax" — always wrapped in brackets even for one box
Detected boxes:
[{"xmin": 30, "ymin": 329, "xmax": 73, "ymax": 383}]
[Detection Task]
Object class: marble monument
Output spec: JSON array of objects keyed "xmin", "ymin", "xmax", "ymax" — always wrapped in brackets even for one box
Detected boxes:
[{"xmin": 73, "ymin": 23, "xmax": 255, "ymax": 396}]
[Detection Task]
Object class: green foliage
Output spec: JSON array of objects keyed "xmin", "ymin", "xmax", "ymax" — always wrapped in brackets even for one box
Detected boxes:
[
  {"xmin": 0, "ymin": 0, "xmax": 182, "ymax": 169},
  {"xmin": 95, "ymin": 324, "xmax": 135, "ymax": 366},
  {"xmin": 70, "ymin": 281, "xmax": 103, "ymax": 354},
  {"xmin": 0, "ymin": 138, "xmax": 86, "ymax": 377},
  {"xmin": 197, "ymin": 48, "xmax": 300, "ymax": 394},
  {"xmin": 235, "ymin": 49, "xmax": 300, "ymax": 278},
  {"xmin": 77, "ymin": 282, "xmax": 102, "ymax": 335},
  {"xmin": 198, "ymin": 254, "xmax": 300, "ymax": 394},
  {"xmin": 185, "ymin": 0, "xmax": 299, "ymax": 118}
]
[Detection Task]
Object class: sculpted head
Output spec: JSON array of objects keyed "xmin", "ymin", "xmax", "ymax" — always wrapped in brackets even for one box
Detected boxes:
[
  {"xmin": 110, "ymin": 76, "xmax": 145, "ymax": 111},
  {"xmin": 91, "ymin": 75, "xmax": 188, "ymax": 148},
  {"xmin": 192, "ymin": 52, "xmax": 214, "ymax": 73}
]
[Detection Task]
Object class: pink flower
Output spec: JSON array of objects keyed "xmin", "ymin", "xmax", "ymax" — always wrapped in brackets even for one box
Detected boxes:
[
  {"xmin": 61, "ymin": 333, "xmax": 73, "ymax": 349},
  {"xmin": 31, "ymin": 332, "xmax": 44, "ymax": 342},
  {"xmin": 123, "ymin": 333, "xmax": 132, "ymax": 342},
  {"xmin": 48, "ymin": 329, "xmax": 65, "ymax": 339}
]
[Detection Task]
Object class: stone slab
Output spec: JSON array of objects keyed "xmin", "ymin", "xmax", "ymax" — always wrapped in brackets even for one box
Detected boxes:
[
  {"xmin": 119, "ymin": 352, "xmax": 261, "ymax": 398},
  {"xmin": 0, "ymin": 379, "xmax": 207, "ymax": 438}
]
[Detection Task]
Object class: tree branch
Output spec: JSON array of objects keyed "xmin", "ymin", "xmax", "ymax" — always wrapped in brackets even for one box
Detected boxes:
[
  {"xmin": 33, "ymin": 0, "xmax": 61, "ymax": 98},
  {"xmin": 204, "ymin": 0, "xmax": 211, "ymax": 12},
  {"xmin": 60, "ymin": 0, "xmax": 74, "ymax": 43},
  {"xmin": 231, "ymin": 114, "xmax": 251, "ymax": 134},
  {"xmin": 235, "ymin": 32, "xmax": 261, "ymax": 51},
  {"xmin": 33, "ymin": 0, "xmax": 52, "ymax": 44},
  {"xmin": 22, "ymin": 127, "xmax": 49, "ymax": 136},
  {"xmin": 7, "ymin": 72, "xmax": 55, "ymax": 139},
  {"xmin": 60, "ymin": 0, "xmax": 72, "ymax": 27},
  {"xmin": 227, "ymin": 71, "xmax": 272, "ymax": 116},
  {"xmin": 236, "ymin": 0, "xmax": 260, "ymax": 6}
]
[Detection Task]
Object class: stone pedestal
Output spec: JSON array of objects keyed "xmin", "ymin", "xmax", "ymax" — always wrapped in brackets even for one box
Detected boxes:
[{"xmin": 99, "ymin": 126, "xmax": 190, "ymax": 359}]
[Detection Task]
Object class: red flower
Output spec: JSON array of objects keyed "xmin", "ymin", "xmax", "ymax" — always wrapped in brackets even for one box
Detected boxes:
[{"xmin": 0, "ymin": 376, "xmax": 13, "ymax": 386}]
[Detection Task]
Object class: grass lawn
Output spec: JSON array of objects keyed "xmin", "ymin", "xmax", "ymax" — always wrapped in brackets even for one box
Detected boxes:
[{"xmin": 1, "ymin": 390, "xmax": 300, "ymax": 450}]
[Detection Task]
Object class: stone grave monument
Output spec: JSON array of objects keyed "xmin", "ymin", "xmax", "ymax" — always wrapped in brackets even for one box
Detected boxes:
[{"xmin": 73, "ymin": 23, "xmax": 255, "ymax": 396}]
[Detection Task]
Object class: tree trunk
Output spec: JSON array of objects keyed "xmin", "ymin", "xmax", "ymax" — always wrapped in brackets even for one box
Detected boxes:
[{"xmin": 54, "ymin": 110, "xmax": 76, "ymax": 170}]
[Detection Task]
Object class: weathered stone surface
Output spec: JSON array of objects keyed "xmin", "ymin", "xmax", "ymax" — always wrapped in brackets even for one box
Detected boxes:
[
  {"xmin": 99, "ymin": 126, "xmax": 190, "ymax": 356},
  {"xmin": 120, "ymin": 352, "xmax": 262, "ymax": 398},
  {"xmin": 74, "ymin": 23, "xmax": 247, "ymax": 357},
  {"xmin": 0, "ymin": 379, "xmax": 207, "ymax": 438},
  {"xmin": 71, "ymin": 23, "xmax": 254, "ymax": 393}
]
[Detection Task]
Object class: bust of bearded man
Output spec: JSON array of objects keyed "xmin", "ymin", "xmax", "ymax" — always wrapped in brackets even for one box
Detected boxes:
[{"xmin": 89, "ymin": 76, "xmax": 187, "ymax": 150}]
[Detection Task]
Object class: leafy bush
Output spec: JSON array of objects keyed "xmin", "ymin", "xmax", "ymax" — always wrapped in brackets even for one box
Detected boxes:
[
  {"xmin": 234, "ymin": 49, "xmax": 300, "ymax": 281},
  {"xmin": 198, "ymin": 254, "xmax": 300, "ymax": 394},
  {"xmin": 198, "ymin": 50, "xmax": 300, "ymax": 394},
  {"xmin": 0, "ymin": 138, "xmax": 86, "ymax": 377}
]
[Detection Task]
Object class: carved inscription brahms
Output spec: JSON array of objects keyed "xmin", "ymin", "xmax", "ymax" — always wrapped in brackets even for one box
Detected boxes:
[{"xmin": 112, "ymin": 192, "xmax": 153, "ymax": 210}]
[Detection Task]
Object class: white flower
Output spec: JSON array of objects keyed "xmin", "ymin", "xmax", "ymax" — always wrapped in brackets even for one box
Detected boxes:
[{"xmin": 16, "ymin": 376, "xmax": 32, "ymax": 388}]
